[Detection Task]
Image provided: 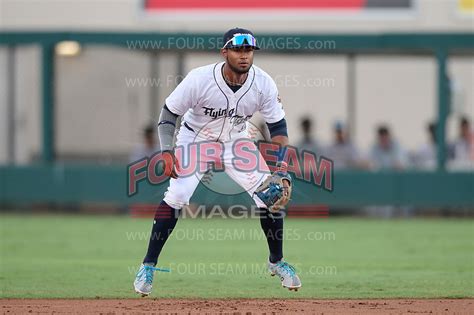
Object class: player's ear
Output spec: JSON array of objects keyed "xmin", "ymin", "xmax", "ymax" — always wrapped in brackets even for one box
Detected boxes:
[{"xmin": 220, "ymin": 48, "xmax": 227, "ymax": 58}]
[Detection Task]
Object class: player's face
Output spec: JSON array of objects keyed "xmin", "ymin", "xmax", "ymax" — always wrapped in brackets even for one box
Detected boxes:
[{"xmin": 222, "ymin": 46, "xmax": 254, "ymax": 74}]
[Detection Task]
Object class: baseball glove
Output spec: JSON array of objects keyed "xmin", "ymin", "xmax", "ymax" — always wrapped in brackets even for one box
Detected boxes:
[
  {"xmin": 255, "ymin": 163, "xmax": 292, "ymax": 213},
  {"xmin": 162, "ymin": 151, "xmax": 180, "ymax": 179}
]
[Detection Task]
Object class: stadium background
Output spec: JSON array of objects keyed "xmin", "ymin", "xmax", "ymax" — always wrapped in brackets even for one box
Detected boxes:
[{"xmin": 0, "ymin": 0, "xmax": 473, "ymax": 311}]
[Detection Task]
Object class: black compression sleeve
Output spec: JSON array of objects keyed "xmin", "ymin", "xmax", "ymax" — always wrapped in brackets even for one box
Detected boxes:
[{"xmin": 266, "ymin": 118, "xmax": 288, "ymax": 138}]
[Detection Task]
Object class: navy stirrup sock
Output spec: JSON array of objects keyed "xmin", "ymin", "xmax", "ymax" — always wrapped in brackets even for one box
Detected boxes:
[
  {"xmin": 259, "ymin": 208, "xmax": 284, "ymax": 263},
  {"xmin": 143, "ymin": 201, "xmax": 180, "ymax": 265}
]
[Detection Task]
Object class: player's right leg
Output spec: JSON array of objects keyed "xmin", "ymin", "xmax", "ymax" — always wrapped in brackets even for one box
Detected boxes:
[
  {"xmin": 134, "ymin": 127, "xmax": 203, "ymax": 296},
  {"xmin": 133, "ymin": 200, "xmax": 179, "ymax": 296}
]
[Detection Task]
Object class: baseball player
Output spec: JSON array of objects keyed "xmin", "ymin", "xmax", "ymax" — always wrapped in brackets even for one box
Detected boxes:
[{"xmin": 134, "ymin": 28, "xmax": 301, "ymax": 296}]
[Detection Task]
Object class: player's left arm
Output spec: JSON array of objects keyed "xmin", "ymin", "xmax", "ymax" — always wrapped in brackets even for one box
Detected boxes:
[
  {"xmin": 254, "ymin": 118, "xmax": 292, "ymax": 212},
  {"xmin": 257, "ymin": 78, "xmax": 292, "ymax": 210},
  {"xmin": 271, "ymin": 135, "xmax": 289, "ymax": 147},
  {"xmin": 266, "ymin": 118, "xmax": 290, "ymax": 171},
  {"xmin": 267, "ymin": 119, "xmax": 289, "ymax": 150}
]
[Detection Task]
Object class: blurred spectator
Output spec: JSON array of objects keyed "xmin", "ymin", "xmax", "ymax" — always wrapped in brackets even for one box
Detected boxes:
[
  {"xmin": 414, "ymin": 122, "xmax": 437, "ymax": 170},
  {"xmin": 129, "ymin": 125, "xmax": 160, "ymax": 162},
  {"xmin": 370, "ymin": 125, "xmax": 408, "ymax": 170},
  {"xmin": 295, "ymin": 117, "xmax": 320, "ymax": 156},
  {"xmin": 367, "ymin": 125, "xmax": 412, "ymax": 218},
  {"xmin": 324, "ymin": 121, "xmax": 361, "ymax": 170},
  {"xmin": 449, "ymin": 116, "xmax": 474, "ymax": 170}
]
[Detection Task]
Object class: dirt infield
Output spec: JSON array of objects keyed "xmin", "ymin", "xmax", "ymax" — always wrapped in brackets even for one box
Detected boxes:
[{"xmin": 1, "ymin": 299, "xmax": 472, "ymax": 314}]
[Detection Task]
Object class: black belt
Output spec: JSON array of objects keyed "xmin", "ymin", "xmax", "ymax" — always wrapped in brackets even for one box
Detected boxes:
[{"xmin": 184, "ymin": 121, "xmax": 195, "ymax": 132}]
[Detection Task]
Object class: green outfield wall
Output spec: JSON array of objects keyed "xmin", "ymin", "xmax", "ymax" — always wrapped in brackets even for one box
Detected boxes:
[{"xmin": 0, "ymin": 165, "xmax": 472, "ymax": 207}]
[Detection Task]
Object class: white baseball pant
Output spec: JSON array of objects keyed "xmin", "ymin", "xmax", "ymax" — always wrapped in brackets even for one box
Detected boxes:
[{"xmin": 163, "ymin": 126, "xmax": 270, "ymax": 209}]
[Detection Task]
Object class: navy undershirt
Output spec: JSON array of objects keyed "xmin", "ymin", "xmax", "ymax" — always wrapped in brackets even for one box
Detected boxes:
[{"xmin": 226, "ymin": 83, "xmax": 242, "ymax": 93}]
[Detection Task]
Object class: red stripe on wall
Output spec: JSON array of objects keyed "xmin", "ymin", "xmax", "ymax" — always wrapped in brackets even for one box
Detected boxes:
[{"xmin": 145, "ymin": 0, "xmax": 366, "ymax": 10}]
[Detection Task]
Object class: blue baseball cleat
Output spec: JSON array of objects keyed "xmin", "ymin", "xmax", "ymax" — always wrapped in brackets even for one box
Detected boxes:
[
  {"xmin": 133, "ymin": 263, "xmax": 169, "ymax": 297},
  {"xmin": 268, "ymin": 259, "xmax": 302, "ymax": 291}
]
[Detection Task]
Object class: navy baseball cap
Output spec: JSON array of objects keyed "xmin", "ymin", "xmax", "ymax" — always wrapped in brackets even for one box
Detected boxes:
[{"xmin": 222, "ymin": 28, "xmax": 260, "ymax": 50}]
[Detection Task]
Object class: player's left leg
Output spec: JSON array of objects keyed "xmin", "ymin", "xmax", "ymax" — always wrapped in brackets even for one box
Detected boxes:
[
  {"xmin": 223, "ymin": 140, "xmax": 301, "ymax": 290},
  {"xmin": 258, "ymin": 207, "xmax": 301, "ymax": 291}
]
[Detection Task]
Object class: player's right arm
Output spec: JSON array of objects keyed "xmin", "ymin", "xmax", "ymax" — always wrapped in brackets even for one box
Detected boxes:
[
  {"xmin": 157, "ymin": 105, "xmax": 180, "ymax": 178},
  {"xmin": 157, "ymin": 69, "xmax": 198, "ymax": 178}
]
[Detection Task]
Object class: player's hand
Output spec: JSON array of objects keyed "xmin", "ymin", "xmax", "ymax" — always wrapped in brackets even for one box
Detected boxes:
[
  {"xmin": 281, "ymin": 177, "xmax": 291, "ymax": 199},
  {"xmin": 272, "ymin": 163, "xmax": 292, "ymax": 212},
  {"xmin": 162, "ymin": 151, "xmax": 180, "ymax": 179}
]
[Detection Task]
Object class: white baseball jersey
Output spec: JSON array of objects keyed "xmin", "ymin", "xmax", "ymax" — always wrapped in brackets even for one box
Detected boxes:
[{"xmin": 165, "ymin": 61, "xmax": 285, "ymax": 142}]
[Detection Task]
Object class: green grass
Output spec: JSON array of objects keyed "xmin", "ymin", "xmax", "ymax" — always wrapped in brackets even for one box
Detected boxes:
[{"xmin": 0, "ymin": 214, "xmax": 473, "ymax": 299}]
